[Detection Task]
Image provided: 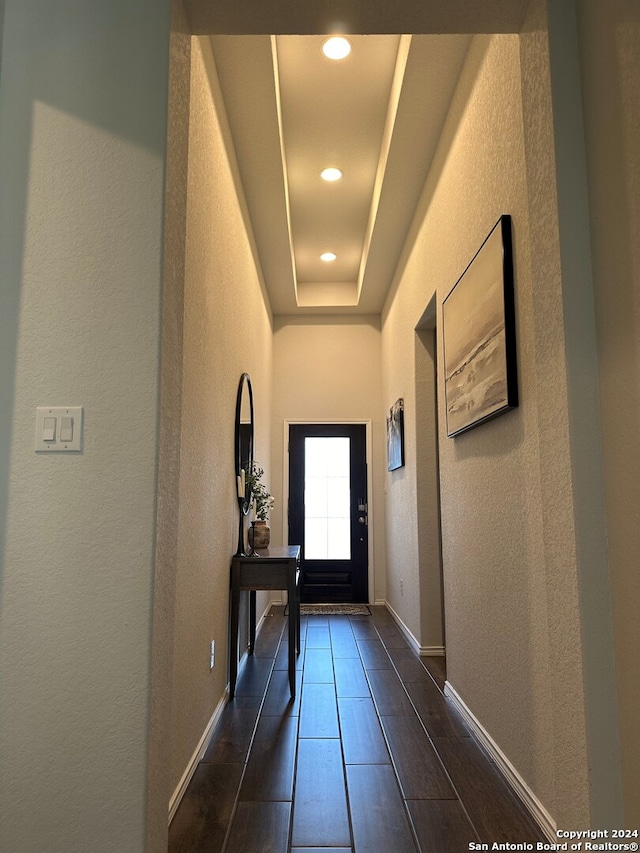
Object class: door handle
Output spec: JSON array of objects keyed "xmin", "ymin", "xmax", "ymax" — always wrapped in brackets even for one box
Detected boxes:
[{"xmin": 358, "ymin": 516, "xmax": 367, "ymax": 525}]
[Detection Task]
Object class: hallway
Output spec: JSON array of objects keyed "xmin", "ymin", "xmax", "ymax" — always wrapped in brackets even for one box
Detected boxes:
[{"xmin": 169, "ymin": 606, "xmax": 545, "ymax": 852}]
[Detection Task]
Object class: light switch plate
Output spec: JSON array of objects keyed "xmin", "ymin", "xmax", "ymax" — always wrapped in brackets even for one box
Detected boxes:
[{"xmin": 35, "ymin": 406, "xmax": 84, "ymax": 452}]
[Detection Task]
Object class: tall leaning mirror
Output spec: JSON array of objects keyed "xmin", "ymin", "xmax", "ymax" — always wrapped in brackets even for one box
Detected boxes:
[{"xmin": 234, "ymin": 373, "xmax": 254, "ymax": 555}]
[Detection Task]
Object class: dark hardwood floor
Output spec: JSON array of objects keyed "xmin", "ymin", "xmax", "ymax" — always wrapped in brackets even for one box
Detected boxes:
[{"xmin": 169, "ymin": 606, "xmax": 545, "ymax": 852}]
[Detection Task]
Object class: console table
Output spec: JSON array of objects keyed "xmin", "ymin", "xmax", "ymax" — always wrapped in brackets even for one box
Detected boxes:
[{"xmin": 230, "ymin": 545, "xmax": 301, "ymax": 699}]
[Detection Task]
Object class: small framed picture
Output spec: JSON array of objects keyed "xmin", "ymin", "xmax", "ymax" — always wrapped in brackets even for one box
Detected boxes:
[{"xmin": 387, "ymin": 398, "xmax": 405, "ymax": 471}]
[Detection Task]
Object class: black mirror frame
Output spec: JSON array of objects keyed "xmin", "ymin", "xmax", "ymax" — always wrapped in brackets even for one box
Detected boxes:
[{"xmin": 234, "ymin": 373, "xmax": 254, "ymax": 555}]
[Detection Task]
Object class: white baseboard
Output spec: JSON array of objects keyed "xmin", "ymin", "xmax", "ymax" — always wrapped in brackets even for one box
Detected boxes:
[
  {"xmin": 384, "ymin": 600, "xmax": 445, "ymax": 657},
  {"xmin": 444, "ymin": 681, "xmax": 557, "ymax": 842},
  {"xmin": 168, "ymin": 686, "xmax": 228, "ymax": 823},
  {"xmin": 168, "ymin": 600, "xmax": 273, "ymax": 823},
  {"xmin": 421, "ymin": 645, "xmax": 446, "ymax": 656}
]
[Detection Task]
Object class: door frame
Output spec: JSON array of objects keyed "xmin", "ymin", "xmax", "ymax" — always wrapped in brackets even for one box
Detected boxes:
[
  {"xmin": 414, "ymin": 311, "xmax": 446, "ymax": 657},
  {"xmin": 282, "ymin": 419, "xmax": 375, "ymax": 605}
]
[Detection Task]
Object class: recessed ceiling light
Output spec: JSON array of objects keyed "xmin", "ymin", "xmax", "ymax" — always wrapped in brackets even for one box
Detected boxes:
[
  {"xmin": 320, "ymin": 252, "xmax": 337, "ymax": 262},
  {"xmin": 322, "ymin": 36, "xmax": 352, "ymax": 60},
  {"xmin": 320, "ymin": 167, "xmax": 343, "ymax": 182}
]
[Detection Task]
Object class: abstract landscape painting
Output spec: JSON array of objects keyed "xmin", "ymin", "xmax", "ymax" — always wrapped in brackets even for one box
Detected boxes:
[{"xmin": 442, "ymin": 216, "xmax": 518, "ymax": 437}]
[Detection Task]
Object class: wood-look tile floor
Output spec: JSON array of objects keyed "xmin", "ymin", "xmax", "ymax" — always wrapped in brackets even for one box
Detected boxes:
[{"xmin": 169, "ymin": 606, "xmax": 545, "ymax": 853}]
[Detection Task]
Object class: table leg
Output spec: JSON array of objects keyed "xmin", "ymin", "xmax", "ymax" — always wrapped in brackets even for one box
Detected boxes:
[
  {"xmin": 249, "ymin": 590, "xmax": 256, "ymax": 655},
  {"xmin": 288, "ymin": 581, "xmax": 296, "ymax": 699},
  {"xmin": 295, "ymin": 566, "xmax": 301, "ymax": 654},
  {"xmin": 230, "ymin": 566, "xmax": 240, "ymax": 699}
]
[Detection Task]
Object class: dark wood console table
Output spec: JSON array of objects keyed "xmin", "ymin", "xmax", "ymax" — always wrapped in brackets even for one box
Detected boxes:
[{"xmin": 230, "ymin": 545, "xmax": 301, "ymax": 699}]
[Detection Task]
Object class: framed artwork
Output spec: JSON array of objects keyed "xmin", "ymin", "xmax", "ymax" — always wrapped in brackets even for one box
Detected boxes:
[
  {"xmin": 387, "ymin": 398, "xmax": 405, "ymax": 471},
  {"xmin": 442, "ymin": 215, "xmax": 518, "ymax": 437}
]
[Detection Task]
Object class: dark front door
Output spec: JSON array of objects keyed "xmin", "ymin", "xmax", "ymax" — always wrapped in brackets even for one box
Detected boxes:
[{"xmin": 288, "ymin": 424, "xmax": 368, "ymax": 603}]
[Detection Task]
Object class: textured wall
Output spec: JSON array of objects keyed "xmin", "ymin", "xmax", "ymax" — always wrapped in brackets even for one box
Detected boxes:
[
  {"xmin": 147, "ymin": 0, "xmax": 192, "ymax": 848},
  {"xmin": 168, "ymin": 35, "xmax": 274, "ymax": 794},
  {"xmin": 381, "ymin": 32, "xmax": 591, "ymax": 826},
  {"xmin": 0, "ymin": 1, "xmax": 171, "ymax": 851},
  {"xmin": 381, "ymin": 285, "xmax": 422, "ymax": 639},
  {"xmin": 577, "ymin": 0, "xmax": 640, "ymax": 824},
  {"xmin": 272, "ymin": 316, "xmax": 386, "ymax": 602}
]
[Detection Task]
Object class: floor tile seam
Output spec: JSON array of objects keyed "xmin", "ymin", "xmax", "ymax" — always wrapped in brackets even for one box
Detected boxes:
[
  {"xmin": 286, "ymin": 732, "xmax": 302, "ymax": 850},
  {"xmin": 352, "ymin": 623, "xmax": 394, "ymax": 668},
  {"xmin": 331, "ymin": 652, "xmax": 358, "ymax": 853},
  {"xmin": 331, "ymin": 615, "xmax": 392, "ymax": 849},
  {"xmin": 373, "ymin": 624, "xmax": 483, "ymax": 844},
  {"xmin": 349, "ymin": 618, "xmax": 424, "ymax": 853},
  {"xmin": 327, "ymin": 617, "xmax": 358, "ymax": 659},
  {"xmin": 349, "ymin": 725, "xmax": 422, "ymax": 852},
  {"xmin": 298, "ymin": 660, "xmax": 339, "ymax": 738},
  {"xmin": 403, "ymin": 805, "xmax": 427, "ymax": 853},
  {"xmin": 361, "ymin": 619, "xmax": 484, "ymax": 845},
  {"xmin": 291, "ymin": 687, "xmax": 352, "ymax": 848},
  {"xmin": 372, "ymin": 604, "xmax": 446, "ymax": 693},
  {"xmin": 358, "ymin": 664, "xmax": 425, "ymax": 850},
  {"xmin": 342, "ymin": 765, "xmax": 422, "ymax": 853},
  {"xmin": 220, "ymin": 619, "xmax": 287, "ymax": 853},
  {"xmin": 401, "ymin": 797, "xmax": 477, "ymax": 853},
  {"xmin": 287, "ymin": 634, "xmax": 319, "ymax": 852},
  {"xmin": 410, "ymin": 652, "xmax": 448, "ymax": 694},
  {"xmin": 398, "ymin": 728, "xmax": 480, "ymax": 843},
  {"xmin": 336, "ymin": 697, "xmax": 393, "ymax": 767},
  {"xmin": 237, "ymin": 794, "xmax": 296, "ymax": 803}
]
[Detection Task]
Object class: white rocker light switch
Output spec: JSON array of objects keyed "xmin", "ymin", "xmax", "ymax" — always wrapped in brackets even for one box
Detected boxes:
[
  {"xmin": 36, "ymin": 407, "xmax": 83, "ymax": 452},
  {"xmin": 60, "ymin": 416, "xmax": 74, "ymax": 443},
  {"xmin": 42, "ymin": 417, "xmax": 56, "ymax": 442}
]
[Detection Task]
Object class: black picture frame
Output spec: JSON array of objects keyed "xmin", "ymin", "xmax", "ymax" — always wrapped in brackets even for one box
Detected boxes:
[
  {"xmin": 442, "ymin": 215, "xmax": 518, "ymax": 437},
  {"xmin": 387, "ymin": 398, "xmax": 405, "ymax": 471}
]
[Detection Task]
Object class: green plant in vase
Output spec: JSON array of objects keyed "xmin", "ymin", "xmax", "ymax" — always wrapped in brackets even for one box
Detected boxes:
[{"xmin": 247, "ymin": 462, "xmax": 274, "ymax": 549}]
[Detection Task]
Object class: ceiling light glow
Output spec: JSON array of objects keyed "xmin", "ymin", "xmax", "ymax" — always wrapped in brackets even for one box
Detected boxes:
[
  {"xmin": 320, "ymin": 167, "xmax": 343, "ymax": 182},
  {"xmin": 320, "ymin": 252, "xmax": 337, "ymax": 262},
  {"xmin": 322, "ymin": 36, "xmax": 352, "ymax": 60}
]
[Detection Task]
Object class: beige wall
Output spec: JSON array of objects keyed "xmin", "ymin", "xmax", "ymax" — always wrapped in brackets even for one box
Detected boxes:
[
  {"xmin": 272, "ymin": 316, "xmax": 386, "ymax": 602},
  {"xmin": 167, "ymin": 34, "xmax": 274, "ymax": 797},
  {"xmin": 0, "ymin": 1, "xmax": 171, "ymax": 851},
  {"xmin": 577, "ymin": 0, "xmax": 640, "ymax": 825},
  {"xmin": 147, "ymin": 0, "xmax": 191, "ymax": 847},
  {"xmin": 382, "ymin": 30, "xmax": 593, "ymax": 827}
]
